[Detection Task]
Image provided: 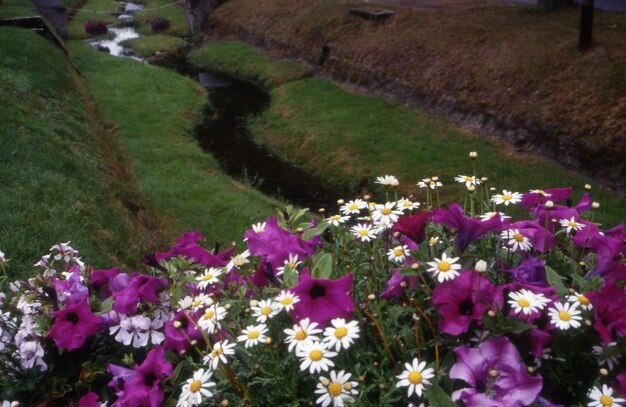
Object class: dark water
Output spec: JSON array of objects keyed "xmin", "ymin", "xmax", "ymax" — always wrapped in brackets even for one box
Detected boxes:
[{"xmin": 193, "ymin": 72, "xmax": 342, "ymax": 210}]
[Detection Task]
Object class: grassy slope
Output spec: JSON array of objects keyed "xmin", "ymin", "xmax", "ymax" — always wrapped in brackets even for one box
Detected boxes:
[
  {"xmin": 0, "ymin": 27, "xmax": 149, "ymax": 276},
  {"xmin": 190, "ymin": 41, "xmax": 625, "ymax": 227},
  {"xmin": 121, "ymin": 34, "xmax": 187, "ymax": 58},
  {"xmin": 207, "ymin": 0, "xmax": 626, "ymax": 164},
  {"xmin": 68, "ymin": 41, "xmax": 280, "ymax": 246}
]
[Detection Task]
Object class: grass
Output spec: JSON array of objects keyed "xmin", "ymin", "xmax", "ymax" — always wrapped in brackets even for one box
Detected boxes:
[
  {"xmin": 134, "ymin": 0, "xmax": 188, "ymax": 37},
  {"xmin": 121, "ymin": 34, "xmax": 187, "ymax": 58},
  {"xmin": 0, "ymin": 27, "xmax": 151, "ymax": 277},
  {"xmin": 188, "ymin": 41, "xmax": 312, "ymax": 88},
  {"xmin": 67, "ymin": 0, "xmax": 117, "ymax": 39},
  {"xmin": 189, "ymin": 40, "xmax": 625, "ymax": 226},
  {"xmin": 0, "ymin": 0, "xmax": 39, "ymax": 17},
  {"xmin": 67, "ymin": 40, "xmax": 281, "ymax": 248}
]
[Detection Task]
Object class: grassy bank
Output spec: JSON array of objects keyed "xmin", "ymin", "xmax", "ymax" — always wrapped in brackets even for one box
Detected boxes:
[
  {"xmin": 190, "ymin": 41, "xmax": 626, "ymax": 227},
  {"xmin": 0, "ymin": 27, "xmax": 150, "ymax": 276},
  {"xmin": 68, "ymin": 41, "xmax": 280, "ymax": 246},
  {"xmin": 121, "ymin": 34, "xmax": 187, "ymax": 58}
]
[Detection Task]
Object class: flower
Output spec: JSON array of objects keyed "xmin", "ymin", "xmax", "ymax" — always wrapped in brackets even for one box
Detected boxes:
[
  {"xmin": 340, "ymin": 199, "xmax": 367, "ymax": 215},
  {"xmin": 455, "ymin": 175, "xmax": 481, "ymax": 188},
  {"xmin": 395, "ymin": 357, "xmax": 435, "ymax": 397},
  {"xmin": 326, "ymin": 214, "xmax": 350, "ymax": 226},
  {"xmin": 480, "ymin": 211, "xmax": 510, "ymax": 222},
  {"xmin": 226, "ymin": 249, "xmax": 251, "ymax": 271},
  {"xmin": 426, "ymin": 253, "xmax": 462, "ymax": 283},
  {"xmin": 387, "ymin": 245, "xmax": 410, "ymax": 263},
  {"xmin": 204, "ymin": 340, "xmax": 236, "ymax": 370},
  {"xmin": 567, "ymin": 291, "xmax": 593, "ymax": 311},
  {"xmin": 323, "ymin": 318, "xmax": 360, "ymax": 351},
  {"xmin": 177, "ymin": 369, "xmax": 215, "ymax": 407},
  {"xmin": 501, "ymin": 229, "xmax": 532, "ymax": 252},
  {"xmin": 591, "ymin": 342, "xmax": 621, "ymax": 371},
  {"xmin": 380, "ymin": 269, "xmax": 419, "ymax": 299},
  {"xmin": 197, "ymin": 303, "xmax": 227, "ymax": 334},
  {"xmin": 391, "ymin": 212, "xmax": 430, "ymax": 246},
  {"xmin": 115, "ymin": 346, "xmax": 173, "ymax": 407},
  {"xmin": 508, "ymin": 289, "xmax": 550, "ymax": 316},
  {"xmin": 417, "ymin": 178, "xmax": 442, "ymax": 189},
  {"xmin": 252, "ymin": 222, "xmax": 266, "ymax": 233},
  {"xmin": 588, "ymin": 385, "xmax": 625, "ymax": 407},
  {"xmin": 195, "ymin": 267, "xmax": 223, "ymax": 290},
  {"xmin": 289, "ymin": 270, "xmax": 355, "ymax": 327},
  {"xmin": 491, "ymin": 189, "xmax": 523, "ymax": 206},
  {"xmin": 433, "ymin": 204, "xmax": 501, "ymax": 252},
  {"xmin": 276, "ymin": 254, "xmax": 302, "ymax": 276},
  {"xmin": 297, "ymin": 341, "xmax": 337, "ymax": 374},
  {"xmin": 585, "ymin": 280, "xmax": 626, "ymax": 342},
  {"xmin": 371, "ymin": 202, "xmax": 403, "ymax": 226},
  {"xmin": 376, "ymin": 175, "xmax": 399, "ymax": 186},
  {"xmin": 559, "ymin": 216, "xmax": 586, "ymax": 233},
  {"xmin": 315, "ymin": 370, "xmax": 359, "ymax": 407},
  {"xmin": 351, "ymin": 223, "xmax": 377, "ymax": 242},
  {"xmin": 450, "ymin": 337, "xmax": 542, "ymax": 407},
  {"xmin": 284, "ymin": 318, "xmax": 322, "ymax": 352},
  {"xmin": 251, "ymin": 299, "xmax": 280, "ymax": 323},
  {"xmin": 47, "ymin": 298, "xmax": 101, "ymax": 351},
  {"xmin": 548, "ymin": 301, "xmax": 582, "ymax": 330},
  {"xmin": 275, "ymin": 290, "xmax": 300, "ymax": 312},
  {"xmin": 397, "ymin": 197, "xmax": 420, "ymax": 211},
  {"xmin": 237, "ymin": 323, "xmax": 268, "ymax": 348},
  {"xmin": 503, "ymin": 256, "xmax": 549, "ymax": 287}
]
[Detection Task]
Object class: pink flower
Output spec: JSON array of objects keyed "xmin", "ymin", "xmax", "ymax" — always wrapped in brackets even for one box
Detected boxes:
[{"xmin": 47, "ymin": 298, "xmax": 101, "ymax": 350}]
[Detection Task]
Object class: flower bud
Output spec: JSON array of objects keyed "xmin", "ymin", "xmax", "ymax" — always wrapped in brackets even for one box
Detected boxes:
[
  {"xmin": 423, "ymin": 178, "xmax": 432, "ymax": 184},
  {"xmin": 190, "ymin": 340, "xmax": 198, "ymax": 346},
  {"xmin": 585, "ymin": 183, "xmax": 592, "ymax": 190},
  {"xmin": 400, "ymin": 281, "xmax": 407, "ymax": 288},
  {"xmin": 468, "ymin": 185, "xmax": 476, "ymax": 192},
  {"xmin": 343, "ymin": 383, "xmax": 353, "ymax": 391},
  {"xmin": 432, "ymin": 176, "xmax": 439, "ymax": 181},
  {"xmin": 488, "ymin": 369, "xmax": 499, "ymax": 378},
  {"xmin": 337, "ymin": 199, "xmax": 345, "ymax": 205},
  {"xmin": 320, "ymin": 378, "xmax": 330, "ymax": 387},
  {"xmin": 592, "ymin": 201, "xmax": 600, "ymax": 209},
  {"xmin": 475, "ymin": 260, "xmax": 487, "ymax": 273},
  {"xmin": 296, "ymin": 227, "xmax": 304, "ymax": 233},
  {"xmin": 264, "ymin": 337, "xmax": 272, "ymax": 344},
  {"xmin": 220, "ymin": 400, "xmax": 229, "ymax": 407},
  {"xmin": 250, "ymin": 300, "xmax": 258, "ymax": 307},
  {"xmin": 481, "ymin": 177, "xmax": 488, "ymax": 182},
  {"xmin": 367, "ymin": 294, "xmax": 376, "ymax": 300},
  {"xmin": 545, "ymin": 200, "xmax": 554, "ymax": 209},
  {"xmin": 489, "ymin": 187, "xmax": 496, "ymax": 192},
  {"xmin": 599, "ymin": 368, "xmax": 609, "ymax": 377},
  {"xmin": 173, "ymin": 321, "xmax": 182, "ymax": 329},
  {"xmin": 488, "ymin": 310, "xmax": 496, "ymax": 317},
  {"xmin": 318, "ymin": 208, "xmax": 325, "ymax": 214},
  {"xmin": 224, "ymin": 303, "xmax": 231, "ymax": 310},
  {"xmin": 469, "ymin": 151, "xmax": 478, "ymax": 159},
  {"xmin": 411, "ymin": 263, "xmax": 419, "ymax": 270},
  {"xmin": 0, "ymin": 250, "xmax": 5, "ymax": 265}
]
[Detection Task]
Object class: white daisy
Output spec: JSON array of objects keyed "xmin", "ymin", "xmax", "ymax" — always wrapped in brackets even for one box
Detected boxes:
[
  {"xmin": 315, "ymin": 370, "xmax": 359, "ymax": 407},
  {"xmin": 197, "ymin": 303, "xmax": 227, "ymax": 334},
  {"xmin": 340, "ymin": 199, "xmax": 367, "ymax": 215},
  {"xmin": 204, "ymin": 339, "xmax": 236, "ymax": 370},
  {"xmin": 252, "ymin": 222, "xmax": 266, "ymax": 233},
  {"xmin": 237, "ymin": 324, "xmax": 268, "ymax": 348},
  {"xmin": 351, "ymin": 223, "xmax": 377, "ymax": 242},
  {"xmin": 371, "ymin": 202, "xmax": 403, "ymax": 225},
  {"xmin": 548, "ymin": 301, "xmax": 582, "ymax": 330},
  {"xmin": 480, "ymin": 211, "xmax": 511, "ymax": 222},
  {"xmin": 251, "ymin": 299, "xmax": 280, "ymax": 323},
  {"xmin": 177, "ymin": 295, "xmax": 194, "ymax": 310},
  {"xmin": 416, "ymin": 178, "xmax": 442, "ymax": 189},
  {"xmin": 529, "ymin": 189, "xmax": 552, "ymax": 197},
  {"xmin": 559, "ymin": 216, "xmax": 586, "ymax": 234},
  {"xmin": 195, "ymin": 267, "xmax": 223, "ymax": 290},
  {"xmin": 567, "ymin": 291, "xmax": 593, "ymax": 311},
  {"xmin": 455, "ymin": 175, "xmax": 481, "ymax": 188},
  {"xmin": 396, "ymin": 358, "xmax": 435, "ymax": 397},
  {"xmin": 284, "ymin": 318, "xmax": 322, "ymax": 353},
  {"xmin": 387, "ymin": 245, "xmax": 410, "ymax": 263},
  {"xmin": 297, "ymin": 341, "xmax": 337, "ymax": 374},
  {"xmin": 177, "ymin": 369, "xmax": 215, "ymax": 407},
  {"xmin": 397, "ymin": 197, "xmax": 421, "ymax": 211},
  {"xmin": 428, "ymin": 236, "xmax": 440, "ymax": 246},
  {"xmin": 275, "ymin": 290, "xmax": 300, "ymax": 312},
  {"xmin": 190, "ymin": 293, "xmax": 213, "ymax": 312},
  {"xmin": 226, "ymin": 250, "xmax": 251, "ymax": 271},
  {"xmin": 426, "ymin": 253, "xmax": 462, "ymax": 283},
  {"xmin": 276, "ymin": 254, "xmax": 301, "ymax": 276},
  {"xmin": 592, "ymin": 342, "xmax": 621, "ymax": 371},
  {"xmin": 376, "ymin": 175, "xmax": 399, "ymax": 186},
  {"xmin": 323, "ymin": 318, "xmax": 360, "ymax": 351},
  {"xmin": 588, "ymin": 384, "xmax": 625, "ymax": 407},
  {"xmin": 508, "ymin": 289, "xmax": 550, "ymax": 315},
  {"xmin": 491, "ymin": 189, "xmax": 523, "ymax": 206},
  {"xmin": 326, "ymin": 214, "xmax": 350, "ymax": 226},
  {"xmin": 501, "ymin": 229, "xmax": 533, "ymax": 252}
]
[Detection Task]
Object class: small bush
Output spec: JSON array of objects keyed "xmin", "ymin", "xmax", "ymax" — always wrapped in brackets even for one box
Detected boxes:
[
  {"xmin": 83, "ymin": 20, "xmax": 108, "ymax": 36},
  {"xmin": 150, "ymin": 17, "xmax": 170, "ymax": 33}
]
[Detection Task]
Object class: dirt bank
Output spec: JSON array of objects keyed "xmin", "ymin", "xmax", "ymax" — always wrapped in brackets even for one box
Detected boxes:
[{"xmin": 204, "ymin": 0, "xmax": 626, "ymax": 192}]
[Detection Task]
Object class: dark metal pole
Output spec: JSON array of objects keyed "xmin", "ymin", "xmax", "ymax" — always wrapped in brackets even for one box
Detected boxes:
[{"xmin": 578, "ymin": 0, "xmax": 594, "ymax": 51}]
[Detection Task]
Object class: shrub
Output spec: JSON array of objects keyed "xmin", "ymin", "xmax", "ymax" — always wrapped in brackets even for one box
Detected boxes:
[
  {"xmin": 150, "ymin": 17, "xmax": 170, "ymax": 33},
  {"xmin": 83, "ymin": 20, "xmax": 108, "ymax": 36}
]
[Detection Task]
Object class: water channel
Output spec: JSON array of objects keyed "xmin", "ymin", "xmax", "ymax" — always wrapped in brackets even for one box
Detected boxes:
[{"xmin": 87, "ymin": 13, "xmax": 343, "ymax": 210}]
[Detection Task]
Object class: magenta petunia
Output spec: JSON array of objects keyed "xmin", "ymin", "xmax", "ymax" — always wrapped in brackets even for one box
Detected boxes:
[
  {"xmin": 163, "ymin": 310, "xmax": 203, "ymax": 353},
  {"xmin": 507, "ymin": 220, "xmax": 555, "ymax": 253},
  {"xmin": 586, "ymin": 279, "xmax": 626, "ymax": 343},
  {"xmin": 503, "ymin": 256, "xmax": 549, "ymax": 287},
  {"xmin": 390, "ymin": 211, "xmax": 430, "ymax": 245},
  {"xmin": 78, "ymin": 392, "xmax": 101, "ymax": 407},
  {"xmin": 520, "ymin": 187, "xmax": 572, "ymax": 209},
  {"xmin": 433, "ymin": 204, "xmax": 501, "ymax": 252},
  {"xmin": 432, "ymin": 270, "xmax": 502, "ymax": 335},
  {"xmin": 51, "ymin": 267, "xmax": 89, "ymax": 306},
  {"xmin": 380, "ymin": 269, "xmax": 419, "ymax": 299},
  {"xmin": 90, "ymin": 267, "xmax": 121, "ymax": 299},
  {"xmin": 153, "ymin": 230, "xmax": 232, "ymax": 268},
  {"xmin": 450, "ymin": 336, "xmax": 543, "ymax": 407},
  {"xmin": 289, "ymin": 269, "xmax": 355, "ymax": 327},
  {"xmin": 112, "ymin": 274, "xmax": 168, "ymax": 314},
  {"xmin": 47, "ymin": 297, "xmax": 101, "ymax": 351},
  {"xmin": 107, "ymin": 363, "xmax": 136, "ymax": 397}
]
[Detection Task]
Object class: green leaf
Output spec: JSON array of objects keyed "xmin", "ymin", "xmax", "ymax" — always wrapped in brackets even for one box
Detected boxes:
[
  {"xmin": 96, "ymin": 297, "xmax": 113, "ymax": 315},
  {"xmin": 302, "ymin": 221, "xmax": 330, "ymax": 240},
  {"xmin": 312, "ymin": 252, "xmax": 333, "ymax": 279},
  {"xmin": 398, "ymin": 266, "xmax": 419, "ymax": 276},
  {"xmin": 508, "ymin": 319, "xmax": 536, "ymax": 334},
  {"xmin": 545, "ymin": 266, "xmax": 568, "ymax": 297},
  {"xmin": 426, "ymin": 383, "xmax": 455, "ymax": 407}
]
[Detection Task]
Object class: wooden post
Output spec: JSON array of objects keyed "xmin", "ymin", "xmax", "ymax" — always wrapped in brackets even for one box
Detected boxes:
[
  {"xmin": 578, "ymin": 0, "xmax": 594, "ymax": 51},
  {"xmin": 184, "ymin": 0, "xmax": 194, "ymax": 44}
]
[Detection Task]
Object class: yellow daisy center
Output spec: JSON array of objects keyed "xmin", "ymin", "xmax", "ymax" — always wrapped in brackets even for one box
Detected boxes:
[
  {"xmin": 234, "ymin": 257, "xmax": 246, "ymax": 266},
  {"xmin": 513, "ymin": 233, "xmax": 524, "ymax": 242},
  {"xmin": 295, "ymin": 330, "xmax": 307, "ymax": 341},
  {"xmin": 211, "ymin": 347, "xmax": 223, "ymax": 357},
  {"xmin": 335, "ymin": 327, "xmax": 348, "ymax": 339},
  {"xmin": 193, "ymin": 300, "xmax": 202, "ymax": 308},
  {"xmin": 261, "ymin": 306, "xmax": 273, "ymax": 316},
  {"xmin": 438, "ymin": 261, "xmax": 451, "ymax": 272},
  {"xmin": 280, "ymin": 297, "xmax": 293, "ymax": 305},
  {"xmin": 381, "ymin": 208, "xmax": 392, "ymax": 215},
  {"xmin": 203, "ymin": 310, "xmax": 214, "ymax": 320},
  {"xmin": 600, "ymin": 395, "xmax": 613, "ymax": 406},
  {"xmin": 559, "ymin": 311, "xmax": 571, "ymax": 321},
  {"xmin": 465, "ymin": 176, "xmax": 473, "ymax": 181},
  {"xmin": 331, "ymin": 215, "xmax": 341, "ymax": 221},
  {"xmin": 202, "ymin": 274, "xmax": 213, "ymax": 281},
  {"xmin": 568, "ymin": 221, "xmax": 578, "ymax": 228},
  {"xmin": 328, "ymin": 383, "xmax": 342, "ymax": 397},
  {"xmin": 289, "ymin": 262, "xmax": 296, "ymax": 269},
  {"xmin": 517, "ymin": 298, "xmax": 531, "ymax": 308},
  {"xmin": 248, "ymin": 330, "xmax": 259, "ymax": 339},
  {"xmin": 408, "ymin": 371, "xmax": 422, "ymax": 385},
  {"xmin": 310, "ymin": 350, "xmax": 323, "ymax": 361},
  {"xmin": 502, "ymin": 194, "xmax": 513, "ymax": 201},
  {"xmin": 394, "ymin": 248, "xmax": 405, "ymax": 257},
  {"xmin": 358, "ymin": 229, "xmax": 370, "ymax": 237},
  {"xmin": 189, "ymin": 380, "xmax": 202, "ymax": 393},
  {"xmin": 349, "ymin": 203, "xmax": 358, "ymax": 210},
  {"xmin": 578, "ymin": 294, "xmax": 590, "ymax": 306}
]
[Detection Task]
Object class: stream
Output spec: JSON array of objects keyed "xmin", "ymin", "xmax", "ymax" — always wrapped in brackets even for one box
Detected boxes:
[{"xmin": 87, "ymin": 12, "xmax": 342, "ymax": 210}]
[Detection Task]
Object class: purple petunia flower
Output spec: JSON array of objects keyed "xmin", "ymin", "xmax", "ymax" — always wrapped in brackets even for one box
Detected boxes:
[
  {"xmin": 380, "ymin": 269, "xmax": 419, "ymax": 299},
  {"xmin": 390, "ymin": 212, "xmax": 430, "ymax": 245},
  {"xmin": 432, "ymin": 270, "xmax": 502, "ymax": 335},
  {"xmin": 433, "ymin": 204, "xmax": 501, "ymax": 252},
  {"xmin": 47, "ymin": 297, "xmax": 102, "ymax": 351},
  {"xmin": 289, "ymin": 270, "xmax": 355, "ymax": 327},
  {"xmin": 507, "ymin": 220, "xmax": 555, "ymax": 253},
  {"xmin": 163, "ymin": 310, "xmax": 203, "ymax": 353},
  {"xmin": 450, "ymin": 336, "xmax": 543, "ymax": 407},
  {"xmin": 153, "ymin": 230, "xmax": 232, "ymax": 268},
  {"xmin": 90, "ymin": 267, "xmax": 121, "ymax": 299},
  {"xmin": 51, "ymin": 267, "xmax": 89, "ymax": 306},
  {"xmin": 78, "ymin": 392, "xmax": 101, "ymax": 407},
  {"xmin": 520, "ymin": 187, "xmax": 573, "ymax": 209},
  {"xmin": 107, "ymin": 363, "xmax": 136, "ymax": 397},
  {"xmin": 617, "ymin": 372, "xmax": 626, "ymax": 398},
  {"xmin": 503, "ymin": 256, "xmax": 549, "ymax": 287},
  {"xmin": 112, "ymin": 274, "xmax": 168, "ymax": 314},
  {"xmin": 586, "ymin": 279, "xmax": 626, "ymax": 343}
]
